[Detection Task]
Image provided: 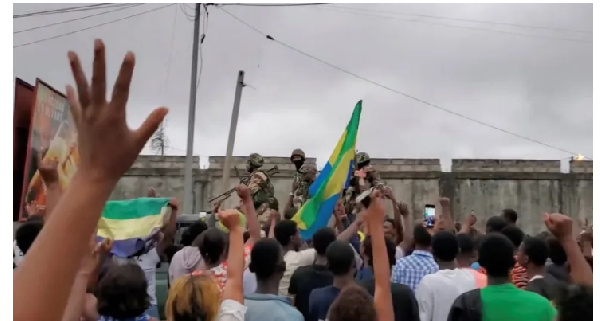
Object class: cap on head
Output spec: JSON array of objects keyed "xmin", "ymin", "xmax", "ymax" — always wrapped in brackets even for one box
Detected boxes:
[
  {"xmin": 248, "ymin": 153, "xmax": 264, "ymax": 168},
  {"xmin": 356, "ymin": 152, "xmax": 370, "ymax": 165},
  {"xmin": 290, "ymin": 148, "xmax": 305, "ymax": 161}
]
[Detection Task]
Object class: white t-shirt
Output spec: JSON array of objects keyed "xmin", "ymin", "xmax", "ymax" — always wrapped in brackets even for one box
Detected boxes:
[
  {"xmin": 217, "ymin": 299, "xmax": 247, "ymax": 321},
  {"xmin": 135, "ymin": 248, "xmax": 161, "ymax": 305},
  {"xmin": 395, "ymin": 246, "xmax": 404, "ymax": 260},
  {"xmin": 415, "ymin": 268, "xmax": 476, "ymax": 321},
  {"xmin": 280, "ymin": 248, "xmax": 316, "ymax": 296}
]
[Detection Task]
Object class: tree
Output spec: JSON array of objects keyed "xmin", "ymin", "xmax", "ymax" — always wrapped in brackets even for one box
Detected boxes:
[{"xmin": 150, "ymin": 121, "xmax": 169, "ymax": 156}]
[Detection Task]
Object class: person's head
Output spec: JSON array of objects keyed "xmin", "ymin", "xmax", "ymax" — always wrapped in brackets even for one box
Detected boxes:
[
  {"xmin": 478, "ymin": 233, "xmax": 515, "ymax": 279},
  {"xmin": 96, "ymin": 262, "xmax": 149, "ymax": 319},
  {"xmin": 456, "ymin": 233, "xmax": 476, "ymax": 266},
  {"xmin": 249, "ymin": 239, "xmax": 286, "ymax": 283},
  {"xmin": 299, "ymin": 163, "xmax": 318, "ymax": 182},
  {"xmin": 274, "ymin": 219, "xmax": 300, "ymax": 250},
  {"xmin": 326, "ymin": 241, "xmax": 356, "ymax": 277},
  {"xmin": 432, "ymin": 230, "xmax": 459, "ymax": 264},
  {"xmin": 486, "ymin": 216, "xmax": 508, "ymax": 233},
  {"xmin": 556, "ymin": 284, "xmax": 593, "ymax": 321},
  {"xmin": 290, "ymin": 148, "xmax": 306, "ymax": 170},
  {"xmin": 383, "ymin": 218, "xmax": 397, "ymax": 242},
  {"xmin": 180, "ymin": 220, "xmax": 208, "ymax": 247},
  {"xmin": 517, "ymin": 236, "xmax": 549, "ymax": 270},
  {"xmin": 328, "ymin": 285, "xmax": 376, "ymax": 321},
  {"xmin": 547, "ymin": 237, "xmax": 568, "ymax": 266},
  {"xmin": 413, "ymin": 225, "xmax": 432, "ymax": 249},
  {"xmin": 501, "ymin": 209, "xmax": 518, "ymax": 225},
  {"xmin": 198, "ymin": 228, "xmax": 227, "ymax": 266},
  {"xmin": 165, "ymin": 273, "xmax": 221, "ymax": 321},
  {"xmin": 362, "ymin": 235, "xmax": 395, "ymax": 269},
  {"xmin": 15, "ymin": 220, "xmax": 43, "ymax": 255},
  {"xmin": 313, "ymin": 227, "xmax": 337, "ymax": 257},
  {"xmin": 500, "ymin": 225, "xmax": 524, "ymax": 252},
  {"xmin": 247, "ymin": 152, "xmax": 264, "ymax": 172}
]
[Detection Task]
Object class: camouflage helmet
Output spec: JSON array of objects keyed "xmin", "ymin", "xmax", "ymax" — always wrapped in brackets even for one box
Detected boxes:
[
  {"xmin": 290, "ymin": 148, "xmax": 305, "ymax": 161},
  {"xmin": 248, "ymin": 153, "xmax": 264, "ymax": 168},
  {"xmin": 356, "ymin": 152, "xmax": 370, "ymax": 164},
  {"xmin": 298, "ymin": 163, "xmax": 317, "ymax": 175}
]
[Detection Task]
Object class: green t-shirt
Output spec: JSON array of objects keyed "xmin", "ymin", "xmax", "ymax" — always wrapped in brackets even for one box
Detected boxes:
[{"xmin": 481, "ymin": 283, "xmax": 557, "ymax": 321}]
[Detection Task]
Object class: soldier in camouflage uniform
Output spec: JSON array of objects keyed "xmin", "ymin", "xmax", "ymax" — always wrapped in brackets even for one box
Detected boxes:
[
  {"xmin": 343, "ymin": 151, "xmax": 383, "ymax": 215},
  {"xmin": 246, "ymin": 153, "xmax": 275, "ymax": 210},
  {"xmin": 290, "ymin": 148, "xmax": 306, "ymax": 192},
  {"xmin": 291, "ymin": 163, "xmax": 318, "ymax": 208}
]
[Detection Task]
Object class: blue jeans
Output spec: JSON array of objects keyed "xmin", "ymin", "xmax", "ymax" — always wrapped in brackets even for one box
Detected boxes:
[{"xmin": 145, "ymin": 305, "xmax": 159, "ymax": 319}]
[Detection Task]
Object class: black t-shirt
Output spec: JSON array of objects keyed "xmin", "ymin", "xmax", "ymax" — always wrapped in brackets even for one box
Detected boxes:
[
  {"xmin": 289, "ymin": 264, "xmax": 333, "ymax": 320},
  {"xmin": 358, "ymin": 278, "xmax": 420, "ymax": 321},
  {"xmin": 525, "ymin": 274, "xmax": 563, "ymax": 303}
]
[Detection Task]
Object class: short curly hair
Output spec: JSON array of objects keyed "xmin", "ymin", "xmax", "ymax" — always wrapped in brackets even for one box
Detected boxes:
[
  {"xmin": 96, "ymin": 262, "xmax": 150, "ymax": 319},
  {"xmin": 328, "ymin": 285, "xmax": 376, "ymax": 321}
]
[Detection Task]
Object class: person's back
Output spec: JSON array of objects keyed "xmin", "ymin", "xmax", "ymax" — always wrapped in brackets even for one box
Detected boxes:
[
  {"xmin": 391, "ymin": 226, "xmax": 438, "ymax": 290},
  {"xmin": 479, "ymin": 284, "xmax": 556, "ymax": 321},
  {"xmin": 245, "ymin": 238, "xmax": 304, "ymax": 321},
  {"xmin": 449, "ymin": 234, "xmax": 556, "ymax": 321},
  {"xmin": 308, "ymin": 241, "xmax": 357, "ymax": 321},
  {"xmin": 289, "ymin": 228, "xmax": 336, "ymax": 320},
  {"xmin": 245, "ymin": 293, "xmax": 303, "ymax": 321},
  {"xmin": 358, "ymin": 235, "xmax": 419, "ymax": 321},
  {"xmin": 417, "ymin": 231, "xmax": 476, "ymax": 321}
]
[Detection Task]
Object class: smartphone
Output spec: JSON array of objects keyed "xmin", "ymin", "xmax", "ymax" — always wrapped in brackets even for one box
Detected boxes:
[{"xmin": 424, "ymin": 204, "xmax": 436, "ymax": 227}]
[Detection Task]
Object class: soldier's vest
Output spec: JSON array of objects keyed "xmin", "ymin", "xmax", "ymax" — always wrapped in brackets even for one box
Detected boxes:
[{"xmin": 252, "ymin": 170, "xmax": 275, "ymax": 209}]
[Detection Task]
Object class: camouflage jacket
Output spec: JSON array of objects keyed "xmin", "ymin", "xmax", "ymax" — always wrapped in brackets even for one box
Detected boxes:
[
  {"xmin": 246, "ymin": 169, "xmax": 275, "ymax": 209},
  {"xmin": 292, "ymin": 179, "xmax": 311, "ymax": 208}
]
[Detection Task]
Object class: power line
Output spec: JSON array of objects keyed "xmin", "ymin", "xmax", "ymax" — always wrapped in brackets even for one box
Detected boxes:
[
  {"xmin": 221, "ymin": 3, "xmax": 327, "ymax": 7},
  {"xmin": 318, "ymin": 6, "xmax": 591, "ymax": 44},
  {"xmin": 219, "ymin": 8, "xmax": 590, "ymax": 159},
  {"xmin": 328, "ymin": 5, "xmax": 592, "ymax": 34},
  {"xmin": 14, "ymin": 3, "xmax": 131, "ymax": 19},
  {"xmin": 14, "ymin": 4, "xmax": 143, "ymax": 34},
  {"xmin": 13, "ymin": 4, "xmax": 176, "ymax": 49}
]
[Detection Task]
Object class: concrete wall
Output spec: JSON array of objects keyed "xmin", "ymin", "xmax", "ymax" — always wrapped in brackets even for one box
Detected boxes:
[{"xmin": 112, "ymin": 156, "xmax": 593, "ymax": 234}]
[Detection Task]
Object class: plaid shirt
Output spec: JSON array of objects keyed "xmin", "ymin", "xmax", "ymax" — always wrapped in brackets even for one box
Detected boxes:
[{"xmin": 391, "ymin": 250, "xmax": 439, "ymax": 291}]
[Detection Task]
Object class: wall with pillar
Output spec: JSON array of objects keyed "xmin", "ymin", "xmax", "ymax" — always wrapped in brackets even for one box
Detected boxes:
[{"xmin": 111, "ymin": 156, "xmax": 593, "ymax": 234}]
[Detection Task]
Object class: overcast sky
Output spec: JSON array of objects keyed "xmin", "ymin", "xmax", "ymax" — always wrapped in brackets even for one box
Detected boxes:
[{"xmin": 13, "ymin": 3, "xmax": 593, "ymax": 170}]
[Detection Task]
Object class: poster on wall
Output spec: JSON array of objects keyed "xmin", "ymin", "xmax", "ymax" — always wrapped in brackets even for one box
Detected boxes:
[{"xmin": 19, "ymin": 79, "xmax": 79, "ymax": 221}]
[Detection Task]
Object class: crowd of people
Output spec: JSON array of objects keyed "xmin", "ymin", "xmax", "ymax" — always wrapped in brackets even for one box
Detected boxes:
[{"xmin": 13, "ymin": 40, "xmax": 593, "ymax": 321}]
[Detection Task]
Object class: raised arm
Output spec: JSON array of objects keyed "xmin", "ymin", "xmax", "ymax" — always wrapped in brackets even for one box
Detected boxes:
[
  {"xmin": 37, "ymin": 155, "xmax": 62, "ymax": 223},
  {"xmin": 237, "ymin": 185, "xmax": 261, "ymax": 246},
  {"xmin": 365, "ymin": 190, "xmax": 394, "ymax": 321},
  {"xmin": 13, "ymin": 40, "xmax": 167, "ymax": 321},
  {"xmin": 545, "ymin": 213, "xmax": 593, "ymax": 286},
  {"xmin": 220, "ymin": 209, "xmax": 245, "ymax": 303}
]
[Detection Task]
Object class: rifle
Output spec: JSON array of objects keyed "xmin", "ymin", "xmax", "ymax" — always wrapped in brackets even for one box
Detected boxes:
[{"xmin": 208, "ymin": 165, "xmax": 279, "ymax": 204}]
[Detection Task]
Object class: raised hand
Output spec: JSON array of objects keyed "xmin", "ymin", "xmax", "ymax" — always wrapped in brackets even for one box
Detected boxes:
[
  {"xmin": 218, "ymin": 209, "xmax": 242, "ymax": 231},
  {"xmin": 544, "ymin": 213, "xmax": 573, "ymax": 241},
  {"xmin": 66, "ymin": 39, "xmax": 168, "ymax": 184},
  {"xmin": 236, "ymin": 184, "xmax": 252, "ymax": 200},
  {"xmin": 439, "ymin": 197, "xmax": 451, "ymax": 208},
  {"xmin": 147, "ymin": 188, "xmax": 157, "ymax": 198},
  {"xmin": 397, "ymin": 202, "xmax": 409, "ymax": 216}
]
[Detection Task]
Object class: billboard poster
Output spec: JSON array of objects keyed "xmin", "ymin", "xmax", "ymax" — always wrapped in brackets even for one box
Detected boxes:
[{"xmin": 19, "ymin": 79, "xmax": 79, "ymax": 221}]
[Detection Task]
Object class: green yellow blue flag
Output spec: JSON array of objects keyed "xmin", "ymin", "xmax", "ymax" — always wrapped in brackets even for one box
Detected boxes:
[
  {"xmin": 292, "ymin": 101, "xmax": 362, "ymax": 239},
  {"xmin": 96, "ymin": 197, "xmax": 171, "ymax": 257}
]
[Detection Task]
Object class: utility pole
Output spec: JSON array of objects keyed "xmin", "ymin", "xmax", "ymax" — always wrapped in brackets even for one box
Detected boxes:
[
  {"xmin": 221, "ymin": 71, "xmax": 245, "ymax": 194},
  {"xmin": 182, "ymin": 3, "xmax": 201, "ymax": 215}
]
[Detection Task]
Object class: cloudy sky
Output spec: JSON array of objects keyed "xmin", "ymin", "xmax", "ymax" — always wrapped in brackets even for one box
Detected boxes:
[{"xmin": 13, "ymin": 3, "xmax": 592, "ymax": 170}]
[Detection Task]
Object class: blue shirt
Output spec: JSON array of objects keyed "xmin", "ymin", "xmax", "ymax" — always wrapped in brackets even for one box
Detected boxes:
[
  {"xmin": 308, "ymin": 285, "xmax": 341, "ymax": 321},
  {"xmin": 244, "ymin": 293, "xmax": 304, "ymax": 321},
  {"xmin": 391, "ymin": 250, "xmax": 438, "ymax": 291}
]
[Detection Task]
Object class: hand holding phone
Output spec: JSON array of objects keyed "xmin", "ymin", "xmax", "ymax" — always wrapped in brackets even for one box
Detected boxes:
[{"xmin": 424, "ymin": 204, "xmax": 436, "ymax": 227}]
